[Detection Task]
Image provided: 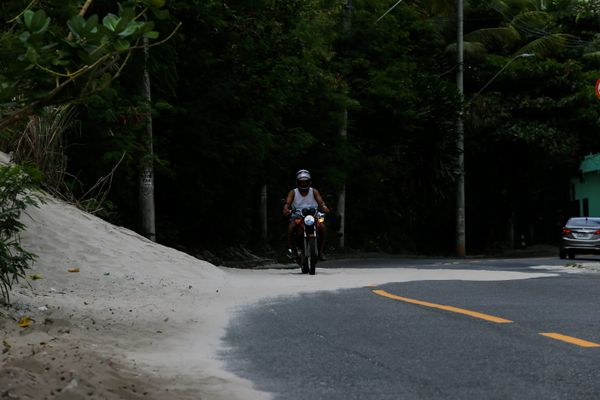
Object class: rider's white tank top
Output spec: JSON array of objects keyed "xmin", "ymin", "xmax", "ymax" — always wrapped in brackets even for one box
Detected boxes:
[{"xmin": 292, "ymin": 188, "xmax": 317, "ymax": 210}]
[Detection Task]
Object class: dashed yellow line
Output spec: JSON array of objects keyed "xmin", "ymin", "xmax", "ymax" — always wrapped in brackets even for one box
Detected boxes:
[
  {"xmin": 372, "ymin": 289, "xmax": 513, "ymax": 324},
  {"xmin": 372, "ymin": 289, "xmax": 600, "ymax": 348},
  {"xmin": 540, "ymin": 333, "xmax": 600, "ymax": 348}
]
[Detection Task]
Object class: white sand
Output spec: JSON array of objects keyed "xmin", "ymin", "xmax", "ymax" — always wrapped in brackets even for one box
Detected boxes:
[{"xmin": 0, "ymin": 191, "xmax": 559, "ymax": 399}]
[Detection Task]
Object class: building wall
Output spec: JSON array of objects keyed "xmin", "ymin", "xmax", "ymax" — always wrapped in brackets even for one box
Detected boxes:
[{"xmin": 573, "ymin": 172, "xmax": 600, "ymax": 216}]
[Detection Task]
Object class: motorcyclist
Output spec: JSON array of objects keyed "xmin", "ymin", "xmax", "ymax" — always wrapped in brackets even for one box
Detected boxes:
[{"xmin": 282, "ymin": 169, "xmax": 330, "ymax": 260}]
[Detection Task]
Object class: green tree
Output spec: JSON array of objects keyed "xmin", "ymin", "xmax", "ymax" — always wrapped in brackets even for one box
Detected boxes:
[
  {"xmin": 334, "ymin": 0, "xmax": 460, "ymax": 252},
  {"xmin": 132, "ymin": 0, "xmax": 349, "ymax": 250},
  {"xmin": 462, "ymin": 0, "xmax": 600, "ymax": 249},
  {"xmin": 0, "ymin": 0, "xmax": 169, "ymax": 131}
]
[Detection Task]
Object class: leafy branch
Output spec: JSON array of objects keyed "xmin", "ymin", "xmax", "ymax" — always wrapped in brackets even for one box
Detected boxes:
[{"xmin": 0, "ymin": 1, "xmax": 175, "ymax": 132}]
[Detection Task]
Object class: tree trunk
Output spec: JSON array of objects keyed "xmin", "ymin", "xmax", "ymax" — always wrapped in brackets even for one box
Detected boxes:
[
  {"xmin": 260, "ymin": 184, "xmax": 268, "ymax": 243},
  {"xmin": 139, "ymin": 37, "xmax": 156, "ymax": 241}
]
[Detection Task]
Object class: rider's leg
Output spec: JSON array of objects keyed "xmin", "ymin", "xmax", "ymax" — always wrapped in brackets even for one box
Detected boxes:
[{"xmin": 287, "ymin": 222, "xmax": 297, "ymax": 257}]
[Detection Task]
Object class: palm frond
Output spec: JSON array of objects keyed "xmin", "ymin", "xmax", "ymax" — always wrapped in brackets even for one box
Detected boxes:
[
  {"xmin": 583, "ymin": 51, "xmax": 600, "ymax": 60},
  {"xmin": 464, "ymin": 26, "xmax": 521, "ymax": 50},
  {"xmin": 583, "ymin": 51, "xmax": 600, "ymax": 67},
  {"xmin": 488, "ymin": 0, "xmax": 511, "ymax": 16},
  {"xmin": 445, "ymin": 41, "xmax": 488, "ymax": 61},
  {"xmin": 511, "ymin": 11, "xmax": 551, "ymax": 30},
  {"xmin": 489, "ymin": 0, "xmax": 540, "ymax": 19},
  {"xmin": 427, "ymin": 0, "xmax": 456, "ymax": 17},
  {"xmin": 409, "ymin": 0, "xmax": 457, "ymax": 18},
  {"xmin": 513, "ymin": 33, "xmax": 578, "ymax": 57},
  {"xmin": 507, "ymin": 0, "xmax": 539, "ymax": 11}
]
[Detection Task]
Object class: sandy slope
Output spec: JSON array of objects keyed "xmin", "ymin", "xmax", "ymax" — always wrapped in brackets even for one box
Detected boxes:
[{"xmin": 0, "ymin": 192, "xmax": 559, "ymax": 399}]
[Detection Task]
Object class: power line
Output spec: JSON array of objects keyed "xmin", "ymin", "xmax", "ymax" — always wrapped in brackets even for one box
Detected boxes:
[{"xmin": 490, "ymin": 4, "xmax": 596, "ymax": 48}]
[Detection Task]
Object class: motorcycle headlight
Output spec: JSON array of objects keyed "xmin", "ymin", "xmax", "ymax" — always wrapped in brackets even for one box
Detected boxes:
[{"xmin": 304, "ymin": 215, "xmax": 315, "ymax": 226}]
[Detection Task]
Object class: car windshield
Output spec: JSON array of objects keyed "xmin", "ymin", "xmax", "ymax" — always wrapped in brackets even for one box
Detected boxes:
[{"xmin": 566, "ymin": 218, "xmax": 600, "ymax": 227}]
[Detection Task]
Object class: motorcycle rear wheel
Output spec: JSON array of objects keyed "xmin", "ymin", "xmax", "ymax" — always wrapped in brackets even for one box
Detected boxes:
[{"xmin": 308, "ymin": 237, "xmax": 317, "ymax": 275}]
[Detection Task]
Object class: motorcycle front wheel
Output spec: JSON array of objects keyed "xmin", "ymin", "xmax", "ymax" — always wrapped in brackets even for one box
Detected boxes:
[{"xmin": 300, "ymin": 240, "xmax": 309, "ymax": 274}]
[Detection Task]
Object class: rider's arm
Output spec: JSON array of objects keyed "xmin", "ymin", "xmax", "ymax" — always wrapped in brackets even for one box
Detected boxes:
[
  {"xmin": 313, "ymin": 189, "xmax": 330, "ymax": 213},
  {"xmin": 283, "ymin": 190, "xmax": 295, "ymax": 216}
]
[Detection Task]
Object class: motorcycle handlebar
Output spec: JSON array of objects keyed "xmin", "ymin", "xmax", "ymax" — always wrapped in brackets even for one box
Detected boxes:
[
  {"xmin": 290, "ymin": 208, "xmax": 327, "ymax": 218},
  {"xmin": 290, "ymin": 207, "xmax": 328, "ymax": 213}
]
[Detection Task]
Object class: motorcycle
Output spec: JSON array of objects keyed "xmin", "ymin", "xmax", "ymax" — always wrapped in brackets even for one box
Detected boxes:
[{"xmin": 292, "ymin": 207, "xmax": 325, "ymax": 275}]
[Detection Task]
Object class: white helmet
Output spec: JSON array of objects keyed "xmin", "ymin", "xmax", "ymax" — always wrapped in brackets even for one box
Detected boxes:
[{"xmin": 296, "ymin": 169, "xmax": 311, "ymax": 190}]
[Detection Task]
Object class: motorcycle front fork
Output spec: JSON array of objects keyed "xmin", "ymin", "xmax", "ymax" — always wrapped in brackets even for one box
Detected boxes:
[{"xmin": 303, "ymin": 233, "xmax": 319, "ymax": 256}]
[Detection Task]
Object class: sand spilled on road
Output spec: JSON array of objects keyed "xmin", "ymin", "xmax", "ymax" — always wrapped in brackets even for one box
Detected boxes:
[{"xmin": 1, "ymin": 194, "xmax": 559, "ymax": 399}]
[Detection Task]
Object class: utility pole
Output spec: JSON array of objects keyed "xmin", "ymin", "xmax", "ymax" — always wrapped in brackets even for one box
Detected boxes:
[
  {"xmin": 337, "ymin": 0, "xmax": 352, "ymax": 249},
  {"xmin": 343, "ymin": 0, "xmax": 352, "ymax": 32},
  {"xmin": 140, "ymin": 36, "xmax": 156, "ymax": 242},
  {"xmin": 456, "ymin": 0, "xmax": 466, "ymax": 257}
]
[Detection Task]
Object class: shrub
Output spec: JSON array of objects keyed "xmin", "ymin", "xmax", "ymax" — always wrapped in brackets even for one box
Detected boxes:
[{"xmin": 0, "ymin": 164, "xmax": 40, "ymax": 304}]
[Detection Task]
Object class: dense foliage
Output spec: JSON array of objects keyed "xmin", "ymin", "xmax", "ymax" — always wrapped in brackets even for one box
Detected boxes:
[
  {"xmin": 463, "ymin": 0, "xmax": 600, "ymax": 250},
  {"xmin": 0, "ymin": 0, "xmax": 168, "ymax": 131},
  {"xmin": 2, "ymin": 0, "xmax": 600, "ymax": 257},
  {"xmin": 0, "ymin": 165, "xmax": 39, "ymax": 304}
]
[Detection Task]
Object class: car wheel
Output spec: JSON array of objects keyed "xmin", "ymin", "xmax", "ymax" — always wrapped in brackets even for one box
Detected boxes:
[
  {"xmin": 568, "ymin": 252, "xmax": 575, "ymax": 259},
  {"xmin": 559, "ymin": 250, "xmax": 566, "ymax": 259}
]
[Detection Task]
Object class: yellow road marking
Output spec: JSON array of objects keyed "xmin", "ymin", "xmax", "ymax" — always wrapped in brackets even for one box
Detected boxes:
[
  {"xmin": 372, "ymin": 289, "xmax": 513, "ymax": 324},
  {"xmin": 540, "ymin": 333, "xmax": 600, "ymax": 348}
]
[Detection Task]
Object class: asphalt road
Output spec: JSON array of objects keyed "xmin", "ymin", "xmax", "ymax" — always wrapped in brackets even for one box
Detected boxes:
[{"xmin": 222, "ymin": 256, "xmax": 600, "ymax": 400}]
